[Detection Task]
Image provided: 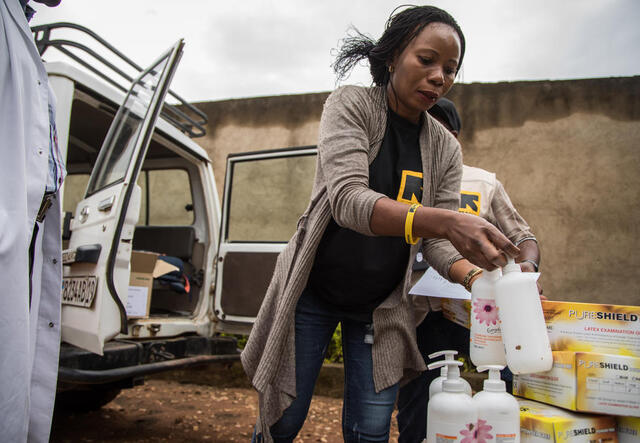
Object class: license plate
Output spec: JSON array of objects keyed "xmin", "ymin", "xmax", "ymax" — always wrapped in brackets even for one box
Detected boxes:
[{"xmin": 62, "ymin": 276, "xmax": 98, "ymax": 308}]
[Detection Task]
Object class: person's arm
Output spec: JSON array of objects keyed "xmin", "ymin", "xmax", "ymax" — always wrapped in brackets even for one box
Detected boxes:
[
  {"xmin": 317, "ymin": 87, "xmax": 389, "ymax": 236},
  {"xmin": 370, "ymin": 200, "xmax": 518, "ymax": 271},
  {"xmin": 516, "ymin": 239, "xmax": 540, "ymax": 273},
  {"xmin": 490, "ymin": 180, "xmax": 544, "ymax": 295},
  {"xmin": 448, "ymin": 258, "xmax": 482, "ymax": 287},
  {"xmin": 489, "ymin": 180, "xmax": 541, "ymax": 272}
]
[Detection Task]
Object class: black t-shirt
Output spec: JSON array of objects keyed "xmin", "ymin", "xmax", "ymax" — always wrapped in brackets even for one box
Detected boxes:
[{"xmin": 308, "ymin": 109, "xmax": 424, "ymax": 319}]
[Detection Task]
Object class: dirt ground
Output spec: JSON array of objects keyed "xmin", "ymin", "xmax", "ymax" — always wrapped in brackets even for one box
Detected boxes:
[{"xmin": 50, "ymin": 363, "xmax": 401, "ymax": 443}]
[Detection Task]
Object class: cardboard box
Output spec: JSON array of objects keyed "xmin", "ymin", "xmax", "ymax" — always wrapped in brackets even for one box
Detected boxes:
[
  {"xmin": 441, "ymin": 298, "xmax": 471, "ymax": 329},
  {"xmin": 514, "ymin": 351, "xmax": 640, "ymax": 417},
  {"xmin": 617, "ymin": 416, "xmax": 640, "ymax": 443},
  {"xmin": 542, "ymin": 301, "xmax": 640, "ymax": 358},
  {"xmin": 126, "ymin": 251, "xmax": 178, "ymax": 319},
  {"xmin": 441, "ymin": 300, "xmax": 640, "ymax": 356},
  {"xmin": 518, "ymin": 398, "xmax": 617, "ymax": 443}
]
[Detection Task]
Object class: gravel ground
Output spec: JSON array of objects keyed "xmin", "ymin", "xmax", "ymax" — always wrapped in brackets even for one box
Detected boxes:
[{"xmin": 50, "ymin": 378, "xmax": 401, "ymax": 442}]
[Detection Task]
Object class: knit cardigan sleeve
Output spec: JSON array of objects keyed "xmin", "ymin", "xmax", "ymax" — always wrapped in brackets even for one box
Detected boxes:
[{"xmin": 316, "ymin": 86, "xmax": 387, "ymax": 236}]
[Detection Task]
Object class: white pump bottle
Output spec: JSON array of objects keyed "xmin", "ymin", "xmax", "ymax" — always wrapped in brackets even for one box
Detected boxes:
[
  {"xmin": 494, "ymin": 257, "xmax": 552, "ymax": 374},
  {"xmin": 469, "ymin": 268, "xmax": 507, "ymax": 367},
  {"xmin": 426, "ymin": 360, "xmax": 476, "ymax": 443},
  {"xmin": 472, "ymin": 365, "xmax": 520, "ymax": 443},
  {"xmin": 427, "ymin": 350, "xmax": 472, "ymax": 398}
]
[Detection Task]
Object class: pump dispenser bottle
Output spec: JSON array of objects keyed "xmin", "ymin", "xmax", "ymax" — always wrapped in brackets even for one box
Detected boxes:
[
  {"xmin": 426, "ymin": 360, "xmax": 476, "ymax": 443},
  {"xmin": 470, "ymin": 268, "xmax": 506, "ymax": 367},
  {"xmin": 494, "ymin": 257, "xmax": 552, "ymax": 374},
  {"xmin": 473, "ymin": 365, "xmax": 520, "ymax": 443},
  {"xmin": 427, "ymin": 350, "xmax": 472, "ymax": 398}
]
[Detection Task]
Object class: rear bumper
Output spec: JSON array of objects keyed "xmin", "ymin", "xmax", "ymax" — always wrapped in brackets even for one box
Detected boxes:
[{"xmin": 58, "ymin": 335, "xmax": 240, "ymax": 385}]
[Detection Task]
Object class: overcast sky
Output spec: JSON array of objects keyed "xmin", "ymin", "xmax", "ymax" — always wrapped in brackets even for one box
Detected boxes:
[{"xmin": 30, "ymin": 0, "xmax": 639, "ymax": 102}]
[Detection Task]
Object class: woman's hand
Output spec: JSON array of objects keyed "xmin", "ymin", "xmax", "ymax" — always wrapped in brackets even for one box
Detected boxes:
[{"xmin": 442, "ymin": 211, "xmax": 520, "ymax": 270}]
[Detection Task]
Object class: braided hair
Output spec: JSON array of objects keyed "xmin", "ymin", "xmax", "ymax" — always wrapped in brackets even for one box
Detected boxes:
[{"xmin": 332, "ymin": 5, "xmax": 466, "ymax": 86}]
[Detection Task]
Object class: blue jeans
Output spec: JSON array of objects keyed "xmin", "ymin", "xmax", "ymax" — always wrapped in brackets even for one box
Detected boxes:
[{"xmin": 257, "ymin": 287, "xmax": 399, "ymax": 442}]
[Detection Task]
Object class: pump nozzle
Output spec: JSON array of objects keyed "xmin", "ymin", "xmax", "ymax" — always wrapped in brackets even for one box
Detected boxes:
[
  {"xmin": 477, "ymin": 365, "xmax": 507, "ymax": 392},
  {"xmin": 428, "ymin": 350, "xmax": 458, "ymax": 377},
  {"xmin": 428, "ymin": 360, "xmax": 467, "ymax": 393},
  {"xmin": 428, "ymin": 350, "xmax": 458, "ymax": 360}
]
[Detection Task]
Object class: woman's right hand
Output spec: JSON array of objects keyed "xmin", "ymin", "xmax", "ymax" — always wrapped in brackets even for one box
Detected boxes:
[{"xmin": 443, "ymin": 211, "xmax": 520, "ymax": 270}]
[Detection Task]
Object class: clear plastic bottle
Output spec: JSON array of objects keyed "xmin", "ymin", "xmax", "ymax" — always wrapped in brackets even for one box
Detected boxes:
[
  {"xmin": 426, "ymin": 360, "xmax": 476, "ymax": 443},
  {"xmin": 472, "ymin": 365, "xmax": 520, "ymax": 443},
  {"xmin": 427, "ymin": 350, "xmax": 472, "ymax": 398},
  {"xmin": 470, "ymin": 268, "xmax": 507, "ymax": 367},
  {"xmin": 494, "ymin": 258, "xmax": 552, "ymax": 374}
]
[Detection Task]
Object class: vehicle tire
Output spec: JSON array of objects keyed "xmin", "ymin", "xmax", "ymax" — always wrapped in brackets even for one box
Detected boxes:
[{"xmin": 55, "ymin": 387, "xmax": 122, "ymax": 412}]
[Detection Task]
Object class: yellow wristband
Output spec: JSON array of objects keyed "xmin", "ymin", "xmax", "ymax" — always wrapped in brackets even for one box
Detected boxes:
[{"xmin": 404, "ymin": 203, "xmax": 421, "ymax": 245}]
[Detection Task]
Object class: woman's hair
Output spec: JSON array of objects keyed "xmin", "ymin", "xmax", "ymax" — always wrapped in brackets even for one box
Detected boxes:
[{"xmin": 333, "ymin": 5, "xmax": 466, "ymax": 86}]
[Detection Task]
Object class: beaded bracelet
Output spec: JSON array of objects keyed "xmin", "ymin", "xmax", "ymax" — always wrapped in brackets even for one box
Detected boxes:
[{"xmin": 463, "ymin": 268, "xmax": 483, "ymax": 291}]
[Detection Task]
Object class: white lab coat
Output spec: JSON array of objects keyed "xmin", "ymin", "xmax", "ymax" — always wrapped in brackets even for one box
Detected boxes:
[{"xmin": 0, "ymin": 0, "xmax": 63, "ymax": 441}]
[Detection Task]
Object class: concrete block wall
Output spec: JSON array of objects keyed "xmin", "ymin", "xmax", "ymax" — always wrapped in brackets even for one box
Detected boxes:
[{"xmin": 192, "ymin": 76, "xmax": 640, "ymax": 306}]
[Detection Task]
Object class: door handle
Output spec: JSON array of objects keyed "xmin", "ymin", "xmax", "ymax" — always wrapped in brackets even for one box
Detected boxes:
[{"xmin": 98, "ymin": 195, "xmax": 115, "ymax": 212}]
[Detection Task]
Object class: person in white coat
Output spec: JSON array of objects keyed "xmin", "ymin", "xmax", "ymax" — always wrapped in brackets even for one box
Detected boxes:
[{"xmin": 0, "ymin": 0, "xmax": 65, "ymax": 441}]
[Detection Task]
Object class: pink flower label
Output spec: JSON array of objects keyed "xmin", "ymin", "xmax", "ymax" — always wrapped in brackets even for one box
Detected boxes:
[
  {"xmin": 460, "ymin": 419, "xmax": 494, "ymax": 443},
  {"xmin": 473, "ymin": 298, "xmax": 500, "ymax": 326}
]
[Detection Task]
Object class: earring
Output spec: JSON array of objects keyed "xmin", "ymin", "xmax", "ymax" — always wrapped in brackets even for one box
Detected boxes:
[{"xmin": 388, "ymin": 65, "xmax": 394, "ymax": 73}]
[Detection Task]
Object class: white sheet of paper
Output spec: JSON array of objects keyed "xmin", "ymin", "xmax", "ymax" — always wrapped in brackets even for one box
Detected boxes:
[
  {"xmin": 126, "ymin": 285, "xmax": 149, "ymax": 317},
  {"xmin": 409, "ymin": 266, "xmax": 471, "ymax": 300}
]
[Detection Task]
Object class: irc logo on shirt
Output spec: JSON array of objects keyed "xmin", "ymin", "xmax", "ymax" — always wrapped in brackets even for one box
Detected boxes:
[
  {"xmin": 459, "ymin": 191, "xmax": 480, "ymax": 215},
  {"xmin": 397, "ymin": 170, "xmax": 423, "ymax": 204}
]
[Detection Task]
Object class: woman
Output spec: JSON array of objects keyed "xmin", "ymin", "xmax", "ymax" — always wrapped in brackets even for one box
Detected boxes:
[{"xmin": 242, "ymin": 5, "xmax": 519, "ymax": 442}]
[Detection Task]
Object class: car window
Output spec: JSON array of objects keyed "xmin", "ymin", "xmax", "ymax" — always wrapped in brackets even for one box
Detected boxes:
[
  {"xmin": 137, "ymin": 169, "xmax": 194, "ymax": 226},
  {"xmin": 85, "ymin": 54, "xmax": 170, "ymax": 195},
  {"xmin": 226, "ymin": 154, "xmax": 316, "ymax": 242}
]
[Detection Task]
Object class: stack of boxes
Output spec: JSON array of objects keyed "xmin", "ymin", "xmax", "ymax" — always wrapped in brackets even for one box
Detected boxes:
[
  {"xmin": 518, "ymin": 398, "xmax": 618, "ymax": 443},
  {"xmin": 442, "ymin": 299, "xmax": 640, "ymax": 442}
]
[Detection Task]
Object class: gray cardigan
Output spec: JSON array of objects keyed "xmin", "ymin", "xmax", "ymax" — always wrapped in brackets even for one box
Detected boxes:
[{"xmin": 241, "ymin": 85, "xmax": 464, "ymax": 440}]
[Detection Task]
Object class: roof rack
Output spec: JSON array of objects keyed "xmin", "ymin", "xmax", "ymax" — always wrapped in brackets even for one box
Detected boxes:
[{"xmin": 31, "ymin": 22, "xmax": 207, "ymax": 138}]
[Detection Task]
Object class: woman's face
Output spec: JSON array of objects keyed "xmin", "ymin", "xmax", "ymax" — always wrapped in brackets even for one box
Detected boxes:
[{"xmin": 387, "ymin": 22, "xmax": 461, "ymax": 123}]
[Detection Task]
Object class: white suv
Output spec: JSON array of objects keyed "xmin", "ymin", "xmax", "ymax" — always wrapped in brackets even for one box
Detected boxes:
[{"xmin": 33, "ymin": 22, "xmax": 317, "ymax": 409}]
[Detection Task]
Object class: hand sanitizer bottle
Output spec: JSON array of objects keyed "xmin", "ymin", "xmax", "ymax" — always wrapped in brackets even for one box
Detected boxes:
[
  {"xmin": 470, "ymin": 268, "xmax": 507, "ymax": 367},
  {"xmin": 473, "ymin": 365, "xmax": 520, "ymax": 443},
  {"xmin": 427, "ymin": 350, "xmax": 472, "ymax": 398},
  {"xmin": 426, "ymin": 360, "xmax": 476, "ymax": 443},
  {"xmin": 494, "ymin": 257, "xmax": 552, "ymax": 374}
]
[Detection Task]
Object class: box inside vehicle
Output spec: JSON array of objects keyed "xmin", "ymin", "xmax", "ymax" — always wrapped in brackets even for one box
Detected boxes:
[{"xmin": 63, "ymin": 91, "xmax": 209, "ymax": 321}]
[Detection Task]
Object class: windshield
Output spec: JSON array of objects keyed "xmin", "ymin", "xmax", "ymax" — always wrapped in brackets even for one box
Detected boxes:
[{"xmin": 86, "ymin": 55, "xmax": 170, "ymax": 195}]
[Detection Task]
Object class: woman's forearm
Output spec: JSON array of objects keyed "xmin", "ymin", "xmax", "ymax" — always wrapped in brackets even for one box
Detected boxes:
[
  {"xmin": 369, "ymin": 197, "xmax": 450, "ymax": 238},
  {"xmin": 449, "ymin": 259, "xmax": 479, "ymax": 286},
  {"xmin": 370, "ymin": 197, "xmax": 519, "ymax": 270}
]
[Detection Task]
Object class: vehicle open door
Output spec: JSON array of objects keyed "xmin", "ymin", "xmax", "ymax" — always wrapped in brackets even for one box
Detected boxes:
[
  {"xmin": 61, "ymin": 40, "xmax": 184, "ymax": 354},
  {"xmin": 213, "ymin": 147, "xmax": 317, "ymax": 333}
]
